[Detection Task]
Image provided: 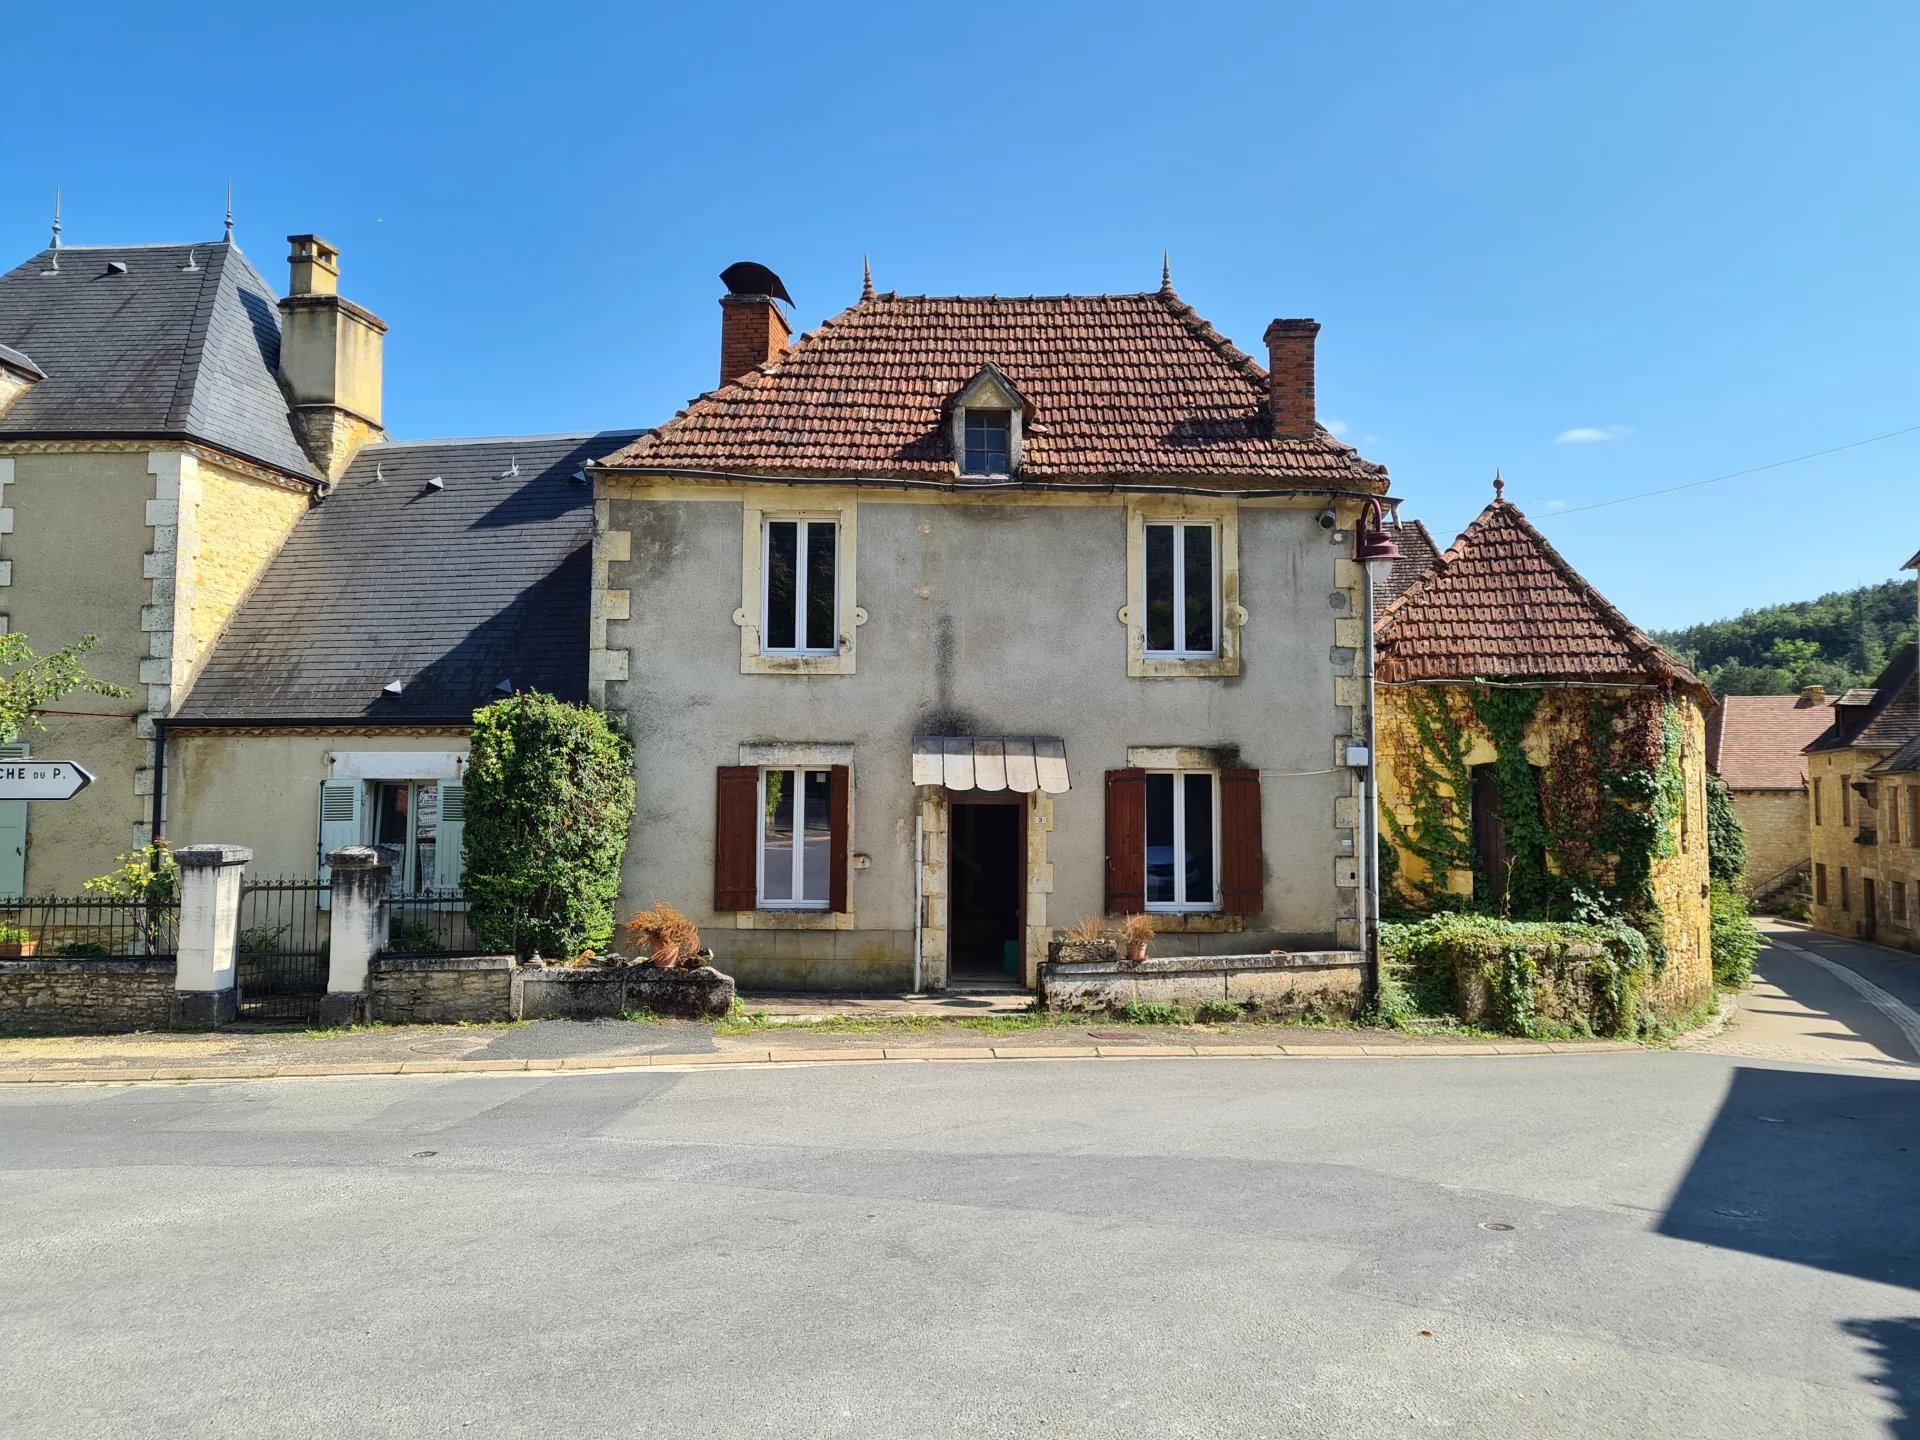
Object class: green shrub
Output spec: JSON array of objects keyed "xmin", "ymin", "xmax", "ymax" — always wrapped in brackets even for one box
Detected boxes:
[
  {"xmin": 0, "ymin": 922, "xmax": 30, "ymax": 946},
  {"xmin": 1705, "ymin": 774, "xmax": 1749, "ymax": 886},
  {"xmin": 1195, "ymin": 998, "xmax": 1246, "ymax": 1024},
  {"xmin": 384, "ymin": 918, "xmax": 442, "ymax": 955},
  {"xmin": 1120, "ymin": 1000, "xmax": 1193, "ymax": 1026},
  {"xmin": 463, "ymin": 693, "xmax": 635, "ymax": 961},
  {"xmin": 1383, "ymin": 912, "xmax": 1650, "ymax": 1039},
  {"xmin": 1709, "ymin": 880, "xmax": 1762, "ymax": 991}
]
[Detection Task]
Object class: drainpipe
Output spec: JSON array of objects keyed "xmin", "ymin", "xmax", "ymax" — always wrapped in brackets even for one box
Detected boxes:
[
  {"xmin": 150, "ymin": 718, "xmax": 168, "ymax": 843},
  {"xmin": 1353, "ymin": 500, "xmax": 1400, "ymax": 997},
  {"xmin": 912, "ymin": 814, "xmax": 925, "ymax": 993}
]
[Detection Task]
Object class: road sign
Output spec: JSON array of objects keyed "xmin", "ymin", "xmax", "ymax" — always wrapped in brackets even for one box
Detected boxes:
[{"xmin": 0, "ymin": 760, "xmax": 94, "ymax": 801}]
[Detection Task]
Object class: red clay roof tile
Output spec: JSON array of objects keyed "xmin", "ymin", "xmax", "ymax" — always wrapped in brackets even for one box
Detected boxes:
[
  {"xmin": 1704, "ymin": 695, "xmax": 1832, "ymax": 790},
  {"xmin": 600, "ymin": 290, "xmax": 1388, "ymax": 487}
]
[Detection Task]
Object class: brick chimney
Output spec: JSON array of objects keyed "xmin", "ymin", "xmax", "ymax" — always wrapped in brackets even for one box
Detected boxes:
[
  {"xmin": 720, "ymin": 293, "xmax": 791, "ymax": 387},
  {"xmin": 1263, "ymin": 318, "xmax": 1320, "ymax": 440},
  {"xmin": 279, "ymin": 235, "xmax": 387, "ymax": 480}
]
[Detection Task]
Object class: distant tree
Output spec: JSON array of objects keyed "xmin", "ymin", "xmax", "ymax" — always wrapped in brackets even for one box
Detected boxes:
[
  {"xmin": 1655, "ymin": 577, "xmax": 1917, "ymax": 698},
  {"xmin": 0, "ymin": 634, "xmax": 129, "ymax": 740}
]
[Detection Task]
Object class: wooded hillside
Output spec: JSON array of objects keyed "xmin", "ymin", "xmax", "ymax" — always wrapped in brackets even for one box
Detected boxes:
[{"xmin": 1653, "ymin": 578, "xmax": 1917, "ymax": 698}]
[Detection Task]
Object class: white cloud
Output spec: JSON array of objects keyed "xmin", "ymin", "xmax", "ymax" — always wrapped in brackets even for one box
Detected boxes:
[
  {"xmin": 1554, "ymin": 424, "xmax": 1632, "ymax": 445},
  {"xmin": 1543, "ymin": 499, "xmax": 1568, "ymax": 513},
  {"xmin": 1324, "ymin": 418, "xmax": 1350, "ymax": 438}
]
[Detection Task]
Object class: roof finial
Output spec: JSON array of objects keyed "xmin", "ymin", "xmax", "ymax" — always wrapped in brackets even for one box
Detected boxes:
[
  {"xmin": 50, "ymin": 187, "xmax": 62, "ymax": 251},
  {"xmin": 224, "ymin": 180, "xmax": 234, "ymax": 244},
  {"xmin": 861, "ymin": 254, "xmax": 874, "ymax": 301},
  {"xmin": 1493, "ymin": 470, "xmax": 1505, "ymax": 501},
  {"xmin": 1160, "ymin": 249, "xmax": 1172, "ymax": 294}
]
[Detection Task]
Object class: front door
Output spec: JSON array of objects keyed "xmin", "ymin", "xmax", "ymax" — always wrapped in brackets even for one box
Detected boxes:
[
  {"xmin": 1864, "ymin": 878, "xmax": 1878, "ymax": 940},
  {"xmin": 948, "ymin": 795, "xmax": 1026, "ymax": 984}
]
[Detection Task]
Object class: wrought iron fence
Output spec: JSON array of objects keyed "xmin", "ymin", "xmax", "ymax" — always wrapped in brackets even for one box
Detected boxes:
[
  {"xmin": 0, "ymin": 896, "xmax": 179, "ymax": 957},
  {"xmin": 236, "ymin": 878, "xmax": 331, "ymax": 1023},
  {"xmin": 387, "ymin": 890, "xmax": 480, "ymax": 956}
]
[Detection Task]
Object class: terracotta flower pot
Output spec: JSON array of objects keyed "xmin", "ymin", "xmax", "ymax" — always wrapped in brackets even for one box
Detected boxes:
[
  {"xmin": 1126, "ymin": 941, "xmax": 1149, "ymax": 964},
  {"xmin": 0, "ymin": 941, "xmax": 37, "ymax": 958}
]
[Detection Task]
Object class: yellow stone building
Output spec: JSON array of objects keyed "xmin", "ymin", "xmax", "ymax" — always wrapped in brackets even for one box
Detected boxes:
[
  {"xmin": 1804, "ymin": 551, "xmax": 1920, "ymax": 952},
  {"xmin": 0, "ymin": 221, "xmax": 386, "ymax": 895},
  {"xmin": 1371, "ymin": 486, "xmax": 1715, "ymax": 1018}
]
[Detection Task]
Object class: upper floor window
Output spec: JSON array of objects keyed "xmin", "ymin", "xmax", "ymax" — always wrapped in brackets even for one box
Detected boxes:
[
  {"xmin": 1145, "ymin": 770, "xmax": 1218, "ymax": 912},
  {"xmin": 1144, "ymin": 521, "xmax": 1219, "ymax": 659},
  {"xmin": 763, "ymin": 518, "xmax": 837, "ymax": 655},
  {"xmin": 1813, "ymin": 777, "xmax": 1823, "ymax": 826},
  {"xmin": 962, "ymin": 409, "xmax": 1012, "ymax": 476}
]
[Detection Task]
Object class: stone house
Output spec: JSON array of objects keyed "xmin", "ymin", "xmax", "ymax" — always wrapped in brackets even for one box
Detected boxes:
[
  {"xmin": 590, "ymin": 263, "xmax": 1393, "ymax": 991},
  {"xmin": 0, "ymin": 226, "xmax": 384, "ymax": 895},
  {"xmin": 1804, "ymin": 550, "xmax": 1920, "ymax": 952},
  {"xmin": 1372, "ymin": 483, "xmax": 1715, "ymax": 1017},
  {"xmin": 1703, "ymin": 690, "xmax": 1832, "ymax": 902}
]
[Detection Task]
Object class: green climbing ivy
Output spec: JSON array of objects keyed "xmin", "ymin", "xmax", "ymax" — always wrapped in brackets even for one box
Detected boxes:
[
  {"xmin": 1464, "ymin": 688, "xmax": 1550, "ymax": 915},
  {"xmin": 1381, "ymin": 691, "xmax": 1477, "ymax": 909}
]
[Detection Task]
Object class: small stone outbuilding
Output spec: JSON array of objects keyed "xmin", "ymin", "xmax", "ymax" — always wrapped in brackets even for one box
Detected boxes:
[
  {"xmin": 1372, "ymin": 483, "xmax": 1715, "ymax": 1018},
  {"xmin": 1704, "ymin": 691, "xmax": 1833, "ymax": 903}
]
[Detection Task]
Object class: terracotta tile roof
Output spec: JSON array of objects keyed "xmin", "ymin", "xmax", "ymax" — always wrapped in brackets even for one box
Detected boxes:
[
  {"xmin": 1704, "ymin": 695, "xmax": 1832, "ymax": 790},
  {"xmin": 1808, "ymin": 644, "xmax": 1919, "ymax": 755},
  {"xmin": 1377, "ymin": 516, "xmax": 1440, "ymax": 609},
  {"xmin": 600, "ymin": 289, "xmax": 1387, "ymax": 488},
  {"xmin": 1373, "ymin": 497, "xmax": 1709, "ymax": 701}
]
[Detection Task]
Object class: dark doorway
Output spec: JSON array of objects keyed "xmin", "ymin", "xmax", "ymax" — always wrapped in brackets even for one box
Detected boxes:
[
  {"xmin": 1470, "ymin": 765, "xmax": 1512, "ymax": 905},
  {"xmin": 949, "ymin": 797, "xmax": 1025, "ymax": 984}
]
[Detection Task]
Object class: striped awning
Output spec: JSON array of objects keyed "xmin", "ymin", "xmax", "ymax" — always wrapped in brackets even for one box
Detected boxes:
[{"xmin": 911, "ymin": 736, "xmax": 1070, "ymax": 794}]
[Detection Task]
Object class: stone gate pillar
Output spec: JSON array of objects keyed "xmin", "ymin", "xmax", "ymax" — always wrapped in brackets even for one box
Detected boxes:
[
  {"xmin": 172, "ymin": 844, "xmax": 251, "ymax": 1027},
  {"xmin": 324, "ymin": 846, "xmax": 392, "ymax": 1022}
]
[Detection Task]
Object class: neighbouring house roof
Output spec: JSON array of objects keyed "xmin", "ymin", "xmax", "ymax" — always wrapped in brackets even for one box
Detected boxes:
[
  {"xmin": 1377, "ymin": 515, "xmax": 1440, "ymax": 609},
  {"xmin": 0, "ymin": 241, "xmax": 318, "ymax": 479},
  {"xmin": 0, "ymin": 341, "xmax": 43, "ymax": 379},
  {"xmin": 172, "ymin": 432, "xmax": 640, "ymax": 725},
  {"xmin": 1373, "ymin": 495, "xmax": 1710, "ymax": 702},
  {"xmin": 1704, "ymin": 694, "xmax": 1833, "ymax": 790},
  {"xmin": 1808, "ymin": 644, "xmax": 1919, "ymax": 756},
  {"xmin": 599, "ymin": 288, "xmax": 1388, "ymax": 488}
]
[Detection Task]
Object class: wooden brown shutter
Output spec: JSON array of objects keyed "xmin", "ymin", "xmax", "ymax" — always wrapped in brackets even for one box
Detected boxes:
[
  {"xmin": 1105, "ymin": 768, "xmax": 1147, "ymax": 913},
  {"xmin": 829, "ymin": 764, "xmax": 852, "ymax": 913},
  {"xmin": 1220, "ymin": 767, "xmax": 1263, "ymax": 915},
  {"xmin": 714, "ymin": 766, "xmax": 759, "ymax": 912}
]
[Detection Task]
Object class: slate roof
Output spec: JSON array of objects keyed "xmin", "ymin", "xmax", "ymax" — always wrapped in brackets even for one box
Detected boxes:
[
  {"xmin": 601, "ymin": 288, "xmax": 1387, "ymax": 488},
  {"xmin": 1807, "ymin": 644, "xmax": 1919, "ymax": 756},
  {"xmin": 1377, "ymin": 516, "xmax": 1440, "ymax": 609},
  {"xmin": 1373, "ymin": 497, "xmax": 1709, "ymax": 701},
  {"xmin": 172, "ymin": 433, "xmax": 639, "ymax": 724},
  {"xmin": 0, "ymin": 242, "xmax": 317, "ymax": 479},
  {"xmin": 1704, "ymin": 694, "xmax": 1832, "ymax": 790}
]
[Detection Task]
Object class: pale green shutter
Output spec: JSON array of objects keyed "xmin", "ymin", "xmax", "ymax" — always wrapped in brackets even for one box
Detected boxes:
[
  {"xmin": 0, "ymin": 741, "xmax": 29, "ymax": 899},
  {"xmin": 434, "ymin": 781, "xmax": 466, "ymax": 894},
  {"xmin": 317, "ymin": 779, "xmax": 364, "ymax": 910}
]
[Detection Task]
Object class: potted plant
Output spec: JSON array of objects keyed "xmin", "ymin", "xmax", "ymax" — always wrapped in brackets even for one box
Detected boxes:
[
  {"xmin": 1051, "ymin": 915, "xmax": 1118, "ymax": 967},
  {"xmin": 623, "ymin": 902, "xmax": 710, "ymax": 969},
  {"xmin": 0, "ymin": 921, "xmax": 35, "ymax": 958},
  {"xmin": 1121, "ymin": 913, "xmax": 1155, "ymax": 965}
]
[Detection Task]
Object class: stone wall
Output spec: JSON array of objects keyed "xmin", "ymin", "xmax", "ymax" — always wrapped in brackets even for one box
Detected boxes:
[
  {"xmin": 1648, "ymin": 699, "xmax": 1712, "ymax": 1018},
  {"xmin": 370, "ymin": 955, "xmax": 513, "ymax": 1024},
  {"xmin": 1731, "ymin": 787, "xmax": 1809, "ymax": 894},
  {"xmin": 0, "ymin": 958, "xmax": 176, "ymax": 1034},
  {"xmin": 1037, "ymin": 950, "xmax": 1366, "ymax": 1018}
]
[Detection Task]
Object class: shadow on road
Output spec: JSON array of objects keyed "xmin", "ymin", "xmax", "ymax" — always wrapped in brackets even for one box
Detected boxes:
[{"xmin": 1842, "ymin": 1318, "xmax": 1920, "ymax": 1440}]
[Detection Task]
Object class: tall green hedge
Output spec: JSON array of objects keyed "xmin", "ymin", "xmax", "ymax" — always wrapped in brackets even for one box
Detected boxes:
[{"xmin": 463, "ymin": 693, "xmax": 635, "ymax": 960}]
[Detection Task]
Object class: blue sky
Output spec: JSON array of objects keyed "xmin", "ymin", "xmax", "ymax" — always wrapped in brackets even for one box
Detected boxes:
[{"xmin": 4, "ymin": 1, "xmax": 1915, "ymax": 629}]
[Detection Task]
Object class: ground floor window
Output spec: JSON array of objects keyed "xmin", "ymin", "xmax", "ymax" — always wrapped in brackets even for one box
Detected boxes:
[
  {"xmin": 758, "ymin": 768, "xmax": 833, "ymax": 909},
  {"xmin": 1814, "ymin": 863, "xmax": 1828, "ymax": 905},
  {"xmin": 1145, "ymin": 771, "xmax": 1218, "ymax": 912},
  {"xmin": 318, "ymin": 775, "xmax": 466, "ymax": 898},
  {"xmin": 1893, "ymin": 881, "xmax": 1909, "ymax": 928},
  {"xmin": 1841, "ymin": 866, "xmax": 1851, "ymax": 911}
]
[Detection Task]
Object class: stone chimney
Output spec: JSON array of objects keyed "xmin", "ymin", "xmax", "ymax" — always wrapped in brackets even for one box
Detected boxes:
[
  {"xmin": 1263, "ymin": 318, "xmax": 1320, "ymax": 440},
  {"xmin": 279, "ymin": 235, "xmax": 387, "ymax": 480},
  {"xmin": 1799, "ymin": 685, "xmax": 1827, "ymax": 706}
]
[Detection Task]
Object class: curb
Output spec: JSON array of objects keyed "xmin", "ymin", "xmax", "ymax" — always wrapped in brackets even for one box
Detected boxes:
[{"xmin": 0, "ymin": 1039, "xmax": 1643, "ymax": 1086}]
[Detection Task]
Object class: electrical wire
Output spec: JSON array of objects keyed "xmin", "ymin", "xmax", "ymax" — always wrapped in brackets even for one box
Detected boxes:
[{"xmin": 1543, "ymin": 424, "xmax": 1920, "ymax": 518}]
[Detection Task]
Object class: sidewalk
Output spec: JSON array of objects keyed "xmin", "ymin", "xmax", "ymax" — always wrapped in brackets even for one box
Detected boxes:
[{"xmin": 0, "ymin": 1013, "xmax": 1632, "ymax": 1084}]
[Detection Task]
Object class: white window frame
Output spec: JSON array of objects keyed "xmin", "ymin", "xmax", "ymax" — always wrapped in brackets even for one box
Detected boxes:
[
  {"xmin": 1144, "ymin": 769, "xmax": 1222, "ymax": 914},
  {"xmin": 760, "ymin": 516, "xmax": 839, "ymax": 659},
  {"xmin": 368, "ymin": 779, "xmax": 443, "ymax": 896},
  {"xmin": 756, "ymin": 766, "xmax": 832, "ymax": 911}
]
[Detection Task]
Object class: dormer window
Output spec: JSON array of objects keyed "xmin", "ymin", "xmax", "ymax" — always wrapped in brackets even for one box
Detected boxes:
[
  {"xmin": 949, "ymin": 364, "xmax": 1027, "ymax": 479},
  {"xmin": 963, "ymin": 409, "xmax": 1012, "ymax": 476}
]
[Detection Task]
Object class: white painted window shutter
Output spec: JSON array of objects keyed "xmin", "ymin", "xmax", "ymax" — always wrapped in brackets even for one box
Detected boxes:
[
  {"xmin": 434, "ymin": 781, "xmax": 466, "ymax": 893},
  {"xmin": 0, "ymin": 740, "xmax": 30, "ymax": 899},
  {"xmin": 317, "ymin": 779, "xmax": 364, "ymax": 909}
]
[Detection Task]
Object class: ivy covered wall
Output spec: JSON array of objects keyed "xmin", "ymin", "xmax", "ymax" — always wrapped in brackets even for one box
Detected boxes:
[{"xmin": 1375, "ymin": 682, "xmax": 1712, "ymax": 1016}]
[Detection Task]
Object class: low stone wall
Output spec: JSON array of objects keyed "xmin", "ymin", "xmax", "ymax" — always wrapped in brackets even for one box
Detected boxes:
[
  {"xmin": 370, "ymin": 955, "xmax": 515, "ymax": 1025},
  {"xmin": 0, "ymin": 958, "xmax": 178, "ymax": 1034},
  {"xmin": 1038, "ymin": 950, "xmax": 1368, "ymax": 1019},
  {"xmin": 514, "ymin": 965, "xmax": 736, "ymax": 1021}
]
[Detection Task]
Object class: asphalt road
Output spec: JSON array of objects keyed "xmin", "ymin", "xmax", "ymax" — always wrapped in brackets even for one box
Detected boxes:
[{"xmin": 3, "ymin": 1028, "xmax": 1917, "ymax": 1438}]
